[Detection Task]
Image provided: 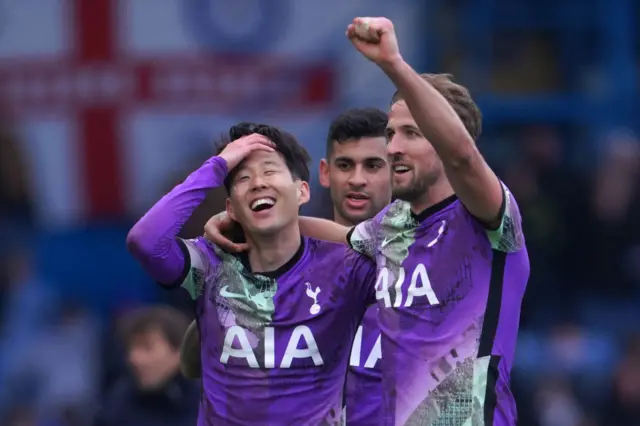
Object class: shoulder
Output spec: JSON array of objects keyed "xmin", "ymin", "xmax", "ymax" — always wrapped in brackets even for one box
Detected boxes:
[
  {"xmin": 181, "ymin": 236, "xmax": 217, "ymax": 258},
  {"xmin": 178, "ymin": 237, "xmax": 226, "ymax": 300},
  {"xmin": 314, "ymin": 237, "xmax": 375, "ymax": 275},
  {"xmin": 181, "ymin": 236, "xmax": 229, "ymax": 269},
  {"xmin": 306, "ymin": 237, "xmax": 371, "ymax": 266},
  {"xmin": 348, "ymin": 201, "xmax": 407, "ymax": 255},
  {"xmin": 455, "ymin": 182, "xmax": 525, "ymax": 252},
  {"xmin": 305, "ymin": 237, "xmax": 349, "ymax": 258},
  {"xmin": 376, "ymin": 200, "xmax": 416, "ymax": 233}
]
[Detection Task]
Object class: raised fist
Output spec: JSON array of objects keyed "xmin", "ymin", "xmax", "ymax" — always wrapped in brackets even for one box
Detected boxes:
[{"xmin": 346, "ymin": 17, "xmax": 402, "ymax": 67}]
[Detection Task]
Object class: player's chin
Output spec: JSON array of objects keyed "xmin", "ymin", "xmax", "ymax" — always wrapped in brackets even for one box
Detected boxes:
[
  {"xmin": 391, "ymin": 183, "xmax": 417, "ymax": 202},
  {"xmin": 342, "ymin": 207, "xmax": 375, "ymax": 224},
  {"xmin": 245, "ymin": 216, "xmax": 282, "ymax": 235}
]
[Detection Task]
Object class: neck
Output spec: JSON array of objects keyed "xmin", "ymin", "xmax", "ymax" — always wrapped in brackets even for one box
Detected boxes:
[
  {"xmin": 332, "ymin": 209, "xmax": 356, "ymax": 227},
  {"xmin": 245, "ymin": 223, "xmax": 302, "ymax": 273},
  {"xmin": 409, "ymin": 177, "xmax": 455, "ymax": 215}
]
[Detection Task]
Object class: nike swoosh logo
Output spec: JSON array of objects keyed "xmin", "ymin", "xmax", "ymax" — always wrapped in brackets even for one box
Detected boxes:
[
  {"xmin": 427, "ymin": 220, "xmax": 446, "ymax": 248},
  {"xmin": 380, "ymin": 236, "xmax": 394, "ymax": 248},
  {"xmin": 219, "ymin": 285, "xmax": 246, "ymax": 299}
]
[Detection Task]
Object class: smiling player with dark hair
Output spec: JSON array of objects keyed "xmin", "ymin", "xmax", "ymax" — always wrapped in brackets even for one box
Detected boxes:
[{"xmin": 127, "ymin": 123, "xmax": 377, "ymax": 425}]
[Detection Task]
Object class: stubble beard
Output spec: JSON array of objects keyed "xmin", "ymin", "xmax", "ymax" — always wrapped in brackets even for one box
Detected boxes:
[{"xmin": 392, "ymin": 170, "xmax": 440, "ymax": 203}]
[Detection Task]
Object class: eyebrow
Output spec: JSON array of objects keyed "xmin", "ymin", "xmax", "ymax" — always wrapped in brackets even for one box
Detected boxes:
[
  {"xmin": 333, "ymin": 155, "xmax": 386, "ymax": 163},
  {"xmin": 236, "ymin": 159, "xmax": 282, "ymax": 173},
  {"xmin": 388, "ymin": 124, "xmax": 421, "ymax": 132}
]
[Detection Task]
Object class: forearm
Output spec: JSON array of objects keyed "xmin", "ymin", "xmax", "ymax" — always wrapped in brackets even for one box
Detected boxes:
[
  {"xmin": 382, "ymin": 59, "xmax": 502, "ymax": 222},
  {"xmin": 126, "ymin": 156, "xmax": 228, "ymax": 284},
  {"xmin": 299, "ymin": 217, "xmax": 349, "ymax": 244},
  {"xmin": 382, "ymin": 60, "xmax": 476, "ymax": 163}
]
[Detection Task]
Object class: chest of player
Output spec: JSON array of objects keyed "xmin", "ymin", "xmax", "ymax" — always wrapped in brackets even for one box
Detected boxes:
[
  {"xmin": 374, "ymin": 210, "xmax": 493, "ymax": 315},
  {"xmin": 199, "ymin": 271, "xmax": 362, "ymax": 370},
  {"xmin": 349, "ymin": 306, "xmax": 382, "ymax": 372}
]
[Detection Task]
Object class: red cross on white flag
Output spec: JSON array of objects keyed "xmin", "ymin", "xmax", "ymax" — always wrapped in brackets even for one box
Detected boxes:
[{"xmin": 0, "ymin": 0, "xmax": 336, "ymax": 226}]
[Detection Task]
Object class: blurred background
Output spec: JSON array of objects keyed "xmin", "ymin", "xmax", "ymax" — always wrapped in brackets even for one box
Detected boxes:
[{"xmin": 1, "ymin": 0, "xmax": 639, "ymax": 425}]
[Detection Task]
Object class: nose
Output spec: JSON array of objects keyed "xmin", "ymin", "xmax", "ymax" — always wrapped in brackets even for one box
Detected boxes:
[
  {"xmin": 348, "ymin": 165, "xmax": 367, "ymax": 187},
  {"xmin": 249, "ymin": 175, "xmax": 268, "ymax": 191},
  {"xmin": 387, "ymin": 134, "xmax": 404, "ymax": 159}
]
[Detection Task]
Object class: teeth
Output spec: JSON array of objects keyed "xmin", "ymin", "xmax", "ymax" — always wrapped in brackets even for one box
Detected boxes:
[
  {"xmin": 251, "ymin": 198, "xmax": 275, "ymax": 210},
  {"xmin": 394, "ymin": 165, "xmax": 410, "ymax": 172}
]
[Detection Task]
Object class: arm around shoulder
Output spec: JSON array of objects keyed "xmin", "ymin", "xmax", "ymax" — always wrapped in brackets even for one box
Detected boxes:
[{"xmin": 299, "ymin": 217, "xmax": 350, "ymax": 244}]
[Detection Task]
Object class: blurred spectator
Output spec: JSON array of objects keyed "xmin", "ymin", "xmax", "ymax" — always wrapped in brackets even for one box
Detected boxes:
[
  {"xmin": 0, "ymin": 117, "xmax": 32, "ymax": 222},
  {"xmin": 586, "ymin": 132, "xmax": 640, "ymax": 300},
  {"xmin": 534, "ymin": 376, "xmax": 593, "ymax": 426},
  {"xmin": 28, "ymin": 305, "xmax": 100, "ymax": 422},
  {"xmin": 515, "ymin": 319, "xmax": 617, "ymax": 418},
  {"xmin": 504, "ymin": 125, "xmax": 582, "ymax": 326},
  {"xmin": 604, "ymin": 334, "xmax": 640, "ymax": 425},
  {"xmin": 93, "ymin": 306, "xmax": 198, "ymax": 426},
  {"xmin": 0, "ymin": 249, "xmax": 60, "ymax": 413}
]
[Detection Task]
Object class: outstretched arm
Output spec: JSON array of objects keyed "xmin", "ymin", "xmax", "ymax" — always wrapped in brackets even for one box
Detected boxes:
[
  {"xmin": 203, "ymin": 214, "xmax": 350, "ymax": 251},
  {"xmin": 348, "ymin": 17, "xmax": 503, "ymax": 227},
  {"xmin": 299, "ymin": 217, "xmax": 350, "ymax": 244}
]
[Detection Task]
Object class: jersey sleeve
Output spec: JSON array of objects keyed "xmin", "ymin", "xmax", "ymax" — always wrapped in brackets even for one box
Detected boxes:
[
  {"xmin": 485, "ymin": 182, "xmax": 525, "ymax": 253},
  {"xmin": 179, "ymin": 237, "xmax": 219, "ymax": 300},
  {"xmin": 126, "ymin": 155, "xmax": 228, "ymax": 286},
  {"xmin": 346, "ymin": 206, "xmax": 387, "ymax": 258}
]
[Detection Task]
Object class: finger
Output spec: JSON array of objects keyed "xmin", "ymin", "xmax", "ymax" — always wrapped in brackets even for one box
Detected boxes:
[
  {"xmin": 250, "ymin": 137, "xmax": 276, "ymax": 148},
  {"xmin": 216, "ymin": 217, "xmax": 237, "ymax": 232},
  {"xmin": 245, "ymin": 141, "xmax": 275, "ymax": 154},
  {"xmin": 346, "ymin": 24, "xmax": 356, "ymax": 38},
  {"xmin": 241, "ymin": 134, "xmax": 274, "ymax": 147},
  {"xmin": 354, "ymin": 18, "xmax": 380, "ymax": 43},
  {"xmin": 204, "ymin": 215, "xmax": 229, "ymax": 237},
  {"xmin": 203, "ymin": 227, "xmax": 234, "ymax": 246},
  {"xmin": 216, "ymin": 238, "xmax": 248, "ymax": 253},
  {"xmin": 232, "ymin": 242, "xmax": 250, "ymax": 252}
]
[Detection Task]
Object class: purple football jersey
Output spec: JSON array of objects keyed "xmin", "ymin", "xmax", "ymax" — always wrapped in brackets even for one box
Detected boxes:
[
  {"xmin": 181, "ymin": 237, "xmax": 376, "ymax": 426},
  {"xmin": 348, "ymin": 185, "xmax": 529, "ymax": 426},
  {"xmin": 345, "ymin": 306, "xmax": 382, "ymax": 425}
]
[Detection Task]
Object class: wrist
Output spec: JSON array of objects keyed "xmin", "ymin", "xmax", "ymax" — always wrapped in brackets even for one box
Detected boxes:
[
  {"xmin": 378, "ymin": 55, "xmax": 406, "ymax": 76},
  {"xmin": 211, "ymin": 155, "xmax": 229, "ymax": 177}
]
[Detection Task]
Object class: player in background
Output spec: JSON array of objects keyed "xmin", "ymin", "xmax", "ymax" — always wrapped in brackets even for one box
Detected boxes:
[
  {"xmin": 205, "ymin": 18, "xmax": 530, "ymax": 426},
  {"xmin": 127, "ymin": 123, "xmax": 376, "ymax": 425},
  {"xmin": 320, "ymin": 107, "xmax": 391, "ymax": 425}
]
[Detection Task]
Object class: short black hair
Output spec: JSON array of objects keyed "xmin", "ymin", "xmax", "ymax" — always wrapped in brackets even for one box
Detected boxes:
[
  {"xmin": 215, "ymin": 122, "xmax": 311, "ymax": 194},
  {"xmin": 119, "ymin": 306, "xmax": 189, "ymax": 351},
  {"xmin": 326, "ymin": 108, "xmax": 388, "ymax": 158}
]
